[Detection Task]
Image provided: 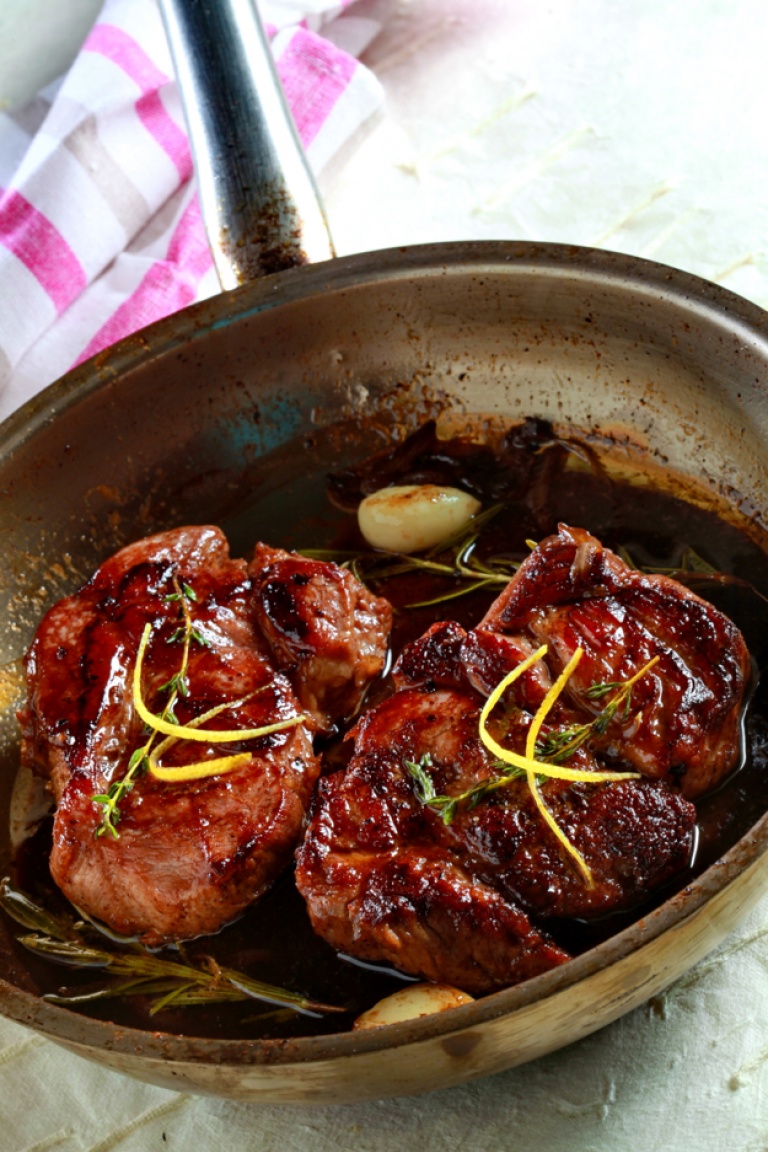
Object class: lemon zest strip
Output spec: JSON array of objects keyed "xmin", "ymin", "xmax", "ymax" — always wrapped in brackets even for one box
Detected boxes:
[
  {"xmin": 479, "ymin": 643, "xmax": 646, "ymax": 888},
  {"xmin": 133, "ymin": 623, "xmax": 306, "ymax": 745},
  {"xmin": 523, "ymin": 648, "xmax": 595, "ymax": 887},
  {"xmin": 148, "ymin": 753, "xmax": 253, "ymax": 783},
  {"xmin": 150, "ymin": 694, "xmax": 264, "ymax": 757},
  {"xmin": 478, "ymin": 647, "xmax": 641, "ymax": 785},
  {"xmin": 525, "ymin": 647, "xmax": 584, "ymax": 756},
  {"xmin": 146, "ymin": 696, "xmax": 277, "ymax": 783}
]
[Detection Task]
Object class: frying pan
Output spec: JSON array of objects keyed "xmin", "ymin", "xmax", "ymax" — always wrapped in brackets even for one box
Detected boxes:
[{"xmin": 1, "ymin": 0, "xmax": 768, "ymax": 1104}]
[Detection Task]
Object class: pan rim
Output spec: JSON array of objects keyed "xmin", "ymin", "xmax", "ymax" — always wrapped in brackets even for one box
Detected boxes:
[{"xmin": 3, "ymin": 237, "xmax": 768, "ymax": 457}]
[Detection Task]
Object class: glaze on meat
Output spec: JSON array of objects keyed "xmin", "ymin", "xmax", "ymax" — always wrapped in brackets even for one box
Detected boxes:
[
  {"xmin": 296, "ymin": 524, "xmax": 749, "ymax": 993},
  {"xmin": 250, "ymin": 542, "xmax": 394, "ymax": 733},
  {"xmin": 479, "ymin": 524, "xmax": 751, "ymax": 798},
  {"xmin": 19, "ymin": 526, "xmax": 391, "ymax": 945}
]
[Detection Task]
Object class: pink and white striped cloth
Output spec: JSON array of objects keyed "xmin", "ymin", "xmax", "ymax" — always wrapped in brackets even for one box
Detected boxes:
[{"xmin": 0, "ymin": 0, "xmax": 383, "ymax": 421}]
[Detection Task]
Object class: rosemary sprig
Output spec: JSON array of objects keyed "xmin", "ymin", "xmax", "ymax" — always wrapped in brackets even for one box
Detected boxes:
[
  {"xmin": 92, "ymin": 577, "xmax": 205, "ymax": 838},
  {"xmin": 620, "ymin": 544, "xmax": 768, "ymax": 605},
  {"xmin": 303, "ymin": 504, "xmax": 523, "ymax": 609},
  {"xmin": 0, "ymin": 878, "xmax": 78, "ymax": 939},
  {"xmin": 0, "ymin": 878, "xmax": 343, "ymax": 1019},
  {"xmin": 22, "ymin": 936, "xmax": 339, "ymax": 1017}
]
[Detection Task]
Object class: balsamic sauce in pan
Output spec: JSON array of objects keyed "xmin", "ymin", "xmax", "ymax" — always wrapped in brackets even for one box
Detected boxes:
[{"xmin": 9, "ymin": 423, "xmax": 768, "ymax": 1041}]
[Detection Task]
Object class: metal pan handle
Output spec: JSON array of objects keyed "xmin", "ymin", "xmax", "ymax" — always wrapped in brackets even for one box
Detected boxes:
[{"xmin": 158, "ymin": 0, "xmax": 335, "ymax": 289}]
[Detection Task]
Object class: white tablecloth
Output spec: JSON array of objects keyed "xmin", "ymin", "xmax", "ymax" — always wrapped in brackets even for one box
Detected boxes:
[{"xmin": 2, "ymin": 1, "xmax": 768, "ymax": 1148}]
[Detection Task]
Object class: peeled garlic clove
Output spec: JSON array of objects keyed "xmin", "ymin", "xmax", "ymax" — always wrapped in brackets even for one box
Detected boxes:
[
  {"xmin": 357, "ymin": 484, "xmax": 482, "ymax": 554},
  {"xmin": 353, "ymin": 983, "xmax": 474, "ymax": 1030}
]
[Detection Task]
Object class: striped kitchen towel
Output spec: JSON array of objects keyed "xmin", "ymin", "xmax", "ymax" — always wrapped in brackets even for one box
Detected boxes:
[{"xmin": 0, "ymin": 0, "xmax": 384, "ymax": 421}]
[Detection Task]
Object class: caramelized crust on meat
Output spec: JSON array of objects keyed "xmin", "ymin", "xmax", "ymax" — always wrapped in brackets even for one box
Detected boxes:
[
  {"xmin": 250, "ymin": 542, "xmax": 392, "ymax": 733},
  {"xmin": 20, "ymin": 527, "xmax": 391, "ymax": 945},
  {"xmin": 296, "ymin": 688, "xmax": 571, "ymax": 991},
  {"xmin": 297, "ymin": 524, "xmax": 748, "ymax": 992},
  {"xmin": 481, "ymin": 524, "xmax": 751, "ymax": 798},
  {"xmin": 296, "ymin": 666, "xmax": 696, "ymax": 992}
]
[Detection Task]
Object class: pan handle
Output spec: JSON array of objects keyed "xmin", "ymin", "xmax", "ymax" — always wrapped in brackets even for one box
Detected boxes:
[{"xmin": 158, "ymin": 0, "xmax": 335, "ymax": 289}]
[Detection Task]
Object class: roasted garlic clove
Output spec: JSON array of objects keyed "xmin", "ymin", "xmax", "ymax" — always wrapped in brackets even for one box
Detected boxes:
[
  {"xmin": 353, "ymin": 983, "xmax": 474, "ymax": 1030},
  {"xmin": 358, "ymin": 484, "xmax": 482, "ymax": 553}
]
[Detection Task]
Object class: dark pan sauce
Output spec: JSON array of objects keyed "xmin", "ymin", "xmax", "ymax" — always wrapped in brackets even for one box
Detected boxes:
[{"xmin": 9, "ymin": 422, "xmax": 768, "ymax": 1041}]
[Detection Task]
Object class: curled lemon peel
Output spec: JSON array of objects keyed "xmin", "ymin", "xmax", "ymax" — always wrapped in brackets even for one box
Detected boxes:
[
  {"xmin": 525, "ymin": 648, "xmax": 584, "ymax": 757},
  {"xmin": 133, "ymin": 623, "xmax": 307, "ymax": 784},
  {"xmin": 148, "ymin": 753, "xmax": 253, "ymax": 782},
  {"xmin": 478, "ymin": 647, "xmax": 640, "ymax": 785},
  {"xmin": 524, "ymin": 648, "xmax": 595, "ymax": 887},
  {"xmin": 479, "ymin": 643, "xmax": 646, "ymax": 887},
  {"xmin": 147, "ymin": 694, "xmax": 272, "ymax": 783}
]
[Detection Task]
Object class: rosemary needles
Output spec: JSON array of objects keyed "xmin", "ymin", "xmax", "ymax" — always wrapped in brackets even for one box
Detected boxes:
[{"xmin": 0, "ymin": 878, "xmax": 342, "ymax": 1019}]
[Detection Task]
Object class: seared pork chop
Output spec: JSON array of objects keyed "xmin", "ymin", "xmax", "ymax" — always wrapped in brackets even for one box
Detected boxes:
[
  {"xmin": 19, "ymin": 526, "xmax": 391, "ymax": 945},
  {"xmin": 250, "ymin": 542, "xmax": 393, "ymax": 733},
  {"xmin": 296, "ymin": 525, "xmax": 748, "ymax": 992},
  {"xmin": 479, "ymin": 524, "xmax": 751, "ymax": 799}
]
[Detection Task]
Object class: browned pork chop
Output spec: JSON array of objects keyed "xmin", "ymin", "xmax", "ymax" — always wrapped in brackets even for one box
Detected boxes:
[
  {"xmin": 479, "ymin": 524, "xmax": 751, "ymax": 799},
  {"xmin": 250, "ymin": 542, "xmax": 393, "ymax": 733},
  {"xmin": 296, "ymin": 525, "xmax": 749, "ymax": 993},
  {"xmin": 296, "ymin": 682, "xmax": 573, "ymax": 993},
  {"xmin": 19, "ymin": 526, "xmax": 391, "ymax": 945}
]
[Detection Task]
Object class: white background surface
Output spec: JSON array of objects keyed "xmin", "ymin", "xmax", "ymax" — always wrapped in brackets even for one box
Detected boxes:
[{"xmin": 3, "ymin": 2, "xmax": 768, "ymax": 1150}]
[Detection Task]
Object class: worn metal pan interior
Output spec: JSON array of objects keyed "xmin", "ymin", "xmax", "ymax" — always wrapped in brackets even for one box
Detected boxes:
[{"xmin": 2, "ymin": 240, "xmax": 768, "ymax": 1101}]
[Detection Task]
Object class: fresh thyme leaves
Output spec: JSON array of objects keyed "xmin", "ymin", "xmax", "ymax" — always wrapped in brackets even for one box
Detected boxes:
[
  {"xmin": 584, "ymin": 679, "xmax": 627, "ymax": 701},
  {"xmin": 92, "ymin": 575, "xmax": 307, "ymax": 837},
  {"xmin": 404, "ymin": 752, "xmax": 438, "ymax": 805},
  {"xmin": 533, "ymin": 658, "xmax": 658, "ymax": 764},
  {"xmin": 405, "ymin": 753, "xmax": 526, "ymax": 826},
  {"xmin": 0, "ymin": 878, "xmax": 343, "ymax": 1018},
  {"xmin": 92, "ymin": 746, "xmax": 148, "ymax": 840},
  {"xmin": 406, "ymin": 646, "xmax": 657, "ymax": 885}
]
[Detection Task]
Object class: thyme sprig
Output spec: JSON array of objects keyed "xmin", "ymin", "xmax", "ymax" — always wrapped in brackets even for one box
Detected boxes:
[
  {"xmin": 406, "ymin": 752, "xmax": 528, "ymax": 825},
  {"xmin": 304, "ymin": 504, "xmax": 522, "ymax": 609},
  {"xmin": 0, "ymin": 878, "xmax": 343, "ymax": 1018},
  {"xmin": 534, "ymin": 658, "xmax": 658, "ymax": 763},
  {"xmin": 92, "ymin": 576, "xmax": 203, "ymax": 839},
  {"xmin": 406, "ymin": 647, "xmax": 657, "ymax": 885}
]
